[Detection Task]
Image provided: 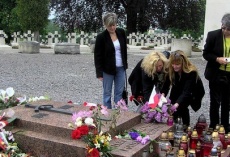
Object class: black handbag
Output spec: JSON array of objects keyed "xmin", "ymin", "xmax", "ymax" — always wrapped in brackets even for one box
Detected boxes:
[
  {"xmin": 122, "ymin": 70, "xmax": 128, "ymax": 105},
  {"xmin": 190, "ymin": 76, "xmax": 205, "ymax": 112}
]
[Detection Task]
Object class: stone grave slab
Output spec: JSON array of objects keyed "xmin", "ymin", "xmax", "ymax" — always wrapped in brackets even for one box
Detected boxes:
[
  {"xmin": 110, "ymin": 123, "xmax": 173, "ymax": 157},
  {"xmin": 5, "ymin": 100, "xmax": 142, "ymax": 157}
]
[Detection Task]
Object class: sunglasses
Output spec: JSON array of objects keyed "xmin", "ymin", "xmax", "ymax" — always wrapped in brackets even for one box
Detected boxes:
[
  {"xmin": 171, "ymin": 51, "xmax": 181, "ymax": 57},
  {"xmin": 221, "ymin": 26, "xmax": 230, "ymax": 31}
]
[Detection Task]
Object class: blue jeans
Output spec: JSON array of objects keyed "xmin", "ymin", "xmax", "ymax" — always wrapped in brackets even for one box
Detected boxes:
[{"xmin": 103, "ymin": 67, "xmax": 125, "ymax": 109}]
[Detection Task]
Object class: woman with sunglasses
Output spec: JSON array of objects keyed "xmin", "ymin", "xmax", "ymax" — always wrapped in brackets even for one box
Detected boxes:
[
  {"xmin": 203, "ymin": 13, "xmax": 230, "ymax": 132},
  {"xmin": 161, "ymin": 50, "xmax": 201, "ymax": 127}
]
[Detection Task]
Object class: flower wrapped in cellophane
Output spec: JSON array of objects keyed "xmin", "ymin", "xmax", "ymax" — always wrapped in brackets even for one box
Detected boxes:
[{"xmin": 140, "ymin": 87, "xmax": 176, "ymax": 123}]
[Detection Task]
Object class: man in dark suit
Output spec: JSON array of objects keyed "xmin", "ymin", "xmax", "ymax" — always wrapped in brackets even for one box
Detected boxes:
[{"xmin": 203, "ymin": 13, "xmax": 230, "ymax": 132}]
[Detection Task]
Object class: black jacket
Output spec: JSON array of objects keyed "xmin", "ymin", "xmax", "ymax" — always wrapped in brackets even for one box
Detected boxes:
[
  {"xmin": 94, "ymin": 28, "xmax": 128, "ymax": 78},
  {"xmin": 128, "ymin": 59, "xmax": 168, "ymax": 103},
  {"xmin": 162, "ymin": 71, "xmax": 197, "ymax": 108},
  {"xmin": 203, "ymin": 29, "xmax": 224, "ymax": 81},
  {"xmin": 128, "ymin": 59, "xmax": 143, "ymax": 98}
]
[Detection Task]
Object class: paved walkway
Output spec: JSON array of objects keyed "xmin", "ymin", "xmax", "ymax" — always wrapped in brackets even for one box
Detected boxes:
[{"xmin": 0, "ymin": 47, "xmax": 211, "ymax": 127}]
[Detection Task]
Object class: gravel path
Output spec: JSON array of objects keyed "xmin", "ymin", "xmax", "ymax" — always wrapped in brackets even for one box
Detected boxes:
[{"xmin": 0, "ymin": 49, "xmax": 210, "ymax": 126}]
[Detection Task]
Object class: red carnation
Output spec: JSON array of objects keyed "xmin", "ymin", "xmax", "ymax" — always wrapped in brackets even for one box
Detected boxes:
[
  {"xmin": 129, "ymin": 95, "xmax": 134, "ymax": 101},
  {"xmin": 78, "ymin": 125, "xmax": 89, "ymax": 135},
  {"xmin": 87, "ymin": 148, "xmax": 100, "ymax": 157},
  {"xmin": 68, "ymin": 100, "xmax": 73, "ymax": 104},
  {"xmin": 71, "ymin": 129, "xmax": 81, "ymax": 139}
]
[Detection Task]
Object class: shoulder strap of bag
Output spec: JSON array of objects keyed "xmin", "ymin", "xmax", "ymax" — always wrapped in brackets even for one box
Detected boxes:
[{"xmin": 125, "ymin": 70, "xmax": 127, "ymax": 91}]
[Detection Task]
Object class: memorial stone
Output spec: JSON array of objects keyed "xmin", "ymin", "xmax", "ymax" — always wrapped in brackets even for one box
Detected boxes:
[
  {"xmin": 54, "ymin": 43, "xmax": 80, "ymax": 54},
  {"xmin": 46, "ymin": 32, "xmax": 53, "ymax": 46},
  {"xmin": 0, "ymin": 30, "xmax": 6, "ymax": 45},
  {"xmin": 171, "ymin": 38, "xmax": 192, "ymax": 57},
  {"xmin": 80, "ymin": 31, "xmax": 85, "ymax": 45},
  {"xmin": 54, "ymin": 31, "xmax": 61, "ymax": 44},
  {"xmin": 70, "ymin": 33, "xmax": 76, "ymax": 44},
  {"xmin": 18, "ymin": 41, "xmax": 40, "ymax": 54}
]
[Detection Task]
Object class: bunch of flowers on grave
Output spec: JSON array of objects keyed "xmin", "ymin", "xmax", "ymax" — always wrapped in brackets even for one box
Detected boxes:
[
  {"xmin": 0, "ymin": 87, "xmax": 50, "ymax": 110},
  {"xmin": 0, "ymin": 111, "xmax": 30, "ymax": 156},
  {"xmin": 69, "ymin": 99, "xmax": 128, "ymax": 157},
  {"xmin": 115, "ymin": 129, "xmax": 151, "ymax": 145},
  {"xmin": 0, "ymin": 87, "xmax": 27, "ymax": 110},
  {"xmin": 140, "ymin": 87, "xmax": 176, "ymax": 123}
]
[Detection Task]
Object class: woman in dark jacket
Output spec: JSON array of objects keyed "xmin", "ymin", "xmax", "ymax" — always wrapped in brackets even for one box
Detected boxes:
[
  {"xmin": 162, "ymin": 50, "xmax": 201, "ymax": 126},
  {"xmin": 203, "ymin": 13, "xmax": 230, "ymax": 132},
  {"xmin": 94, "ymin": 12, "xmax": 128, "ymax": 109},
  {"xmin": 128, "ymin": 51, "xmax": 169, "ymax": 104}
]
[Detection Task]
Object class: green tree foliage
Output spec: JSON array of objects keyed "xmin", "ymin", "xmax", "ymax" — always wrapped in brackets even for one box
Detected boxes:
[
  {"xmin": 0, "ymin": 0, "xmax": 21, "ymax": 43},
  {"xmin": 16, "ymin": 0, "xmax": 50, "ymax": 41},
  {"xmin": 153, "ymin": 0, "xmax": 206, "ymax": 38},
  {"xmin": 50, "ymin": 0, "xmax": 205, "ymax": 39}
]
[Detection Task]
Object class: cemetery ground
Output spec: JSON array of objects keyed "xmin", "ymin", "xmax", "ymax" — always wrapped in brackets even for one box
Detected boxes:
[{"xmin": 0, "ymin": 48, "xmax": 211, "ymax": 127}]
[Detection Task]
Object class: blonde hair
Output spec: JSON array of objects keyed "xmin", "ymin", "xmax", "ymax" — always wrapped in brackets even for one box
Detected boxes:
[
  {"xmin": 141, "ymin": 51, "xmax": 168, "ymax": 78},
  {"xmin": 102, "ymin": 12, "xmax": 117, "ymax": 27},
  {"xmin": 168, "ymin": 50, "xmax": 198, "ymax": 83}
]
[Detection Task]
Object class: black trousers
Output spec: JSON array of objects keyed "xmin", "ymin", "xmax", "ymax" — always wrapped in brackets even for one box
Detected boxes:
[{"xmin": 209, "ymin": 70, "xmax": 230, "ymax": 132}]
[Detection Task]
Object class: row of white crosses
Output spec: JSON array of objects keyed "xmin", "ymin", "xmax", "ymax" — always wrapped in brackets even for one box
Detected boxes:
[
  {"xmin": 45, "ymin": 31, "xmax": 61, "ymax": 45},
  {"xmin": 9, "ymin": 30, "xmax": 204, "ymax": 47},
  {"xmin": 11, "ymin": 30, "xmax": 34, "ymax": 44},
  {"xmin": 11, "ymin": 30, "xmax": 97, "ymax": 46},
  {"xmin": 127, "ymin": 32, "xmax": 177, "ymax": 46},
  {"xmin": 65, "ymin": 31, "xmax": 97, "ymax": 45}
]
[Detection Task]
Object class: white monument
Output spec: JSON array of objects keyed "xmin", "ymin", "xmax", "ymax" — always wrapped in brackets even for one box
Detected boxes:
[
  {"xmin": 203, "ymin": 0, "xmax": 230, "ymax": 45},
  {"xmin": 0, "ymin": 30, "xmax": 12, "ymax": 50}
]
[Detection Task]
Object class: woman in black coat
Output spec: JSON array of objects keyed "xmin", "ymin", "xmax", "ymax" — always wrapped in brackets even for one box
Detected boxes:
[
  {"xmin": 128, "ymin": 51, "xmax": 169, "ymax": 104},
  {"xmin": 161, "ymin": 50, "xmax": 201, "ymax": 126},
  {"xmin": 203, "ymin": 13, "xmax": 230, "ymax": 132},
  {"xmin": 94, "ymin": 12, "xmax": 127, "ymax": 109}
]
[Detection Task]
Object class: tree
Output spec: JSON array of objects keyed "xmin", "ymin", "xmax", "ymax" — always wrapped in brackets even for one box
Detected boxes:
[
  {"xmin": 16, "ymin": 0, "xmax": 50, "ymax": 42},
  {"xmin": 152, "ymin": 0, "xmax": 206, "ymax": 38},
  {"xmin": 0, "ymin": 0, "xmax": 21, "ymax": 43},
  {"xmin": 50, "ymin": 0, "xmax": 205, "ymax": 38}
]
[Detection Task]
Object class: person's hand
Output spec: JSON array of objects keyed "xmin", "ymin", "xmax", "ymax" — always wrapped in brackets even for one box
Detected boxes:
[
  {"xmin": 98, "ymin": 77, "xmax": 103, "ymax": 81},
  {"xmin": 216, "ymin": 57, "xmax": 228, "ymax": 65},
  {"xmin": 170, "ymin": 103, "xmax": 179, "ymax": 112}
]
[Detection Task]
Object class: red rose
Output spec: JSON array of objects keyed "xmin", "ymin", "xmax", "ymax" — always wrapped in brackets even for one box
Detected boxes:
[
  {"xmin": 71, "ymin": 129, "xmax": 81, "ymax": 139},
  {"xmin": 129, "ymin": 95, "xmax": 134, "ymax": 101},
  {"xmin": 78, "ymin": 125, "xmax": 89, "ymax": 135},
  {"xmin": 87, "ymin": 148, "xmax": 100, "ymax": 157}
]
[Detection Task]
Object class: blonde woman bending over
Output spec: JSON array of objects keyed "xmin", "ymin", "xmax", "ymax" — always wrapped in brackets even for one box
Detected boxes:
[{"xmin": 128, "ymin": 51, "xmax": 169, "ymax": 104}]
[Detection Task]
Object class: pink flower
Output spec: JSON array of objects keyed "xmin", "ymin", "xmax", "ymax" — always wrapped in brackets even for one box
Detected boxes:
[
  {"xmin": 161, "ymin": 104, "xmax": 168, "ymax": 113},
  {"xmin": 136, "ymin": 136, "xmax": 142, "ymax": 142},
  {"xmin": 116, "ymin": 99, "xmax": 128, "ymax": 111},
  {"xmin": 141, "ymin": 135, "xmax": 150, "ymax": 144},
  {"xmin": 72, "ymin": 111, "xmax": 93, "ymax": 121},
  {"xmin": 100, "ymin": 105, "xmax": 108, "ymax": 115},
  {"xmin": 155, "ymin": 112, "xmax": 162, "ymax": 122}
]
